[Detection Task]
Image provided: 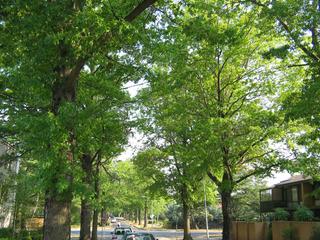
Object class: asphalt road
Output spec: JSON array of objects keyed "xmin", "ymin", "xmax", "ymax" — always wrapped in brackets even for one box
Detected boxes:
[{"xmin": 71, "ymin": 222, "xmax": 222, "ymax": 240}]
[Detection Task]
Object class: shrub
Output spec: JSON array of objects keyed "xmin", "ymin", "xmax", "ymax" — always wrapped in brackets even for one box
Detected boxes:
[
  {"xmin": 293, "ymin": 206, "xmax": 314, "ymax": 221},
  {"xmin": 282, "ymin": 226, "xmax": 299, "ymax": 240},
  {"xmin": 310, "ymin": 226, "xmax": 320, "ymax": 240},
  {"xmin": 274, "ymin": 208, "xmax": 290, "ymax": 221},
  {"xmin": 267, "ymin": 223, "xmax": 273, "ymax": 240},
  {"xmin": 0, "ymin": 228, "xmax": 12, "ymax": 238},
  {"xmin": 0, "ymin": 228, "xmax": 41, "ymax": 240},
  {"xmin": 19, "ymin": 230, "xmax": 42, "ymax": 240}
]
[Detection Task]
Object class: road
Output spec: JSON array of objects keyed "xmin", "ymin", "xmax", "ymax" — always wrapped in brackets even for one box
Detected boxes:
[{"xmin": 71, "ymin": 222, "xmax": 222, "ymax": 240}]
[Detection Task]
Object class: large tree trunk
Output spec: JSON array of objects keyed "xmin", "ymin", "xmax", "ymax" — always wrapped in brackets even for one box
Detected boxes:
[
  {"xmin": 92, "ymin": 209, "xmax": 99, "ymax": 240},
  {"xmin": 43, "ymin": 58, "xmax": 79, "ymax": 239},
  {"xmin": 181, "ymin": 184, "xmax": 192, "ymax": 240},
  {"xmin": 221, "ymin": 191, "xmax": 232, "ymax": 240},
  {"xmin": 138, "ymin": 208, "xmax": 141, "ymax": 225},
  {"xmin": 144, "ymin": 200, "xmax": 148, "ymax": 228},
  {"xmin": 43, "ymin": 151, "xmax": 74, "ymax": 240},
  {"xmin": 135, "ymin": 209, "xmax": 138, "ymax": 223},
  {"xmin": 182, "ymin": 199, "xmax": 192, "ymax": 240},
  {"xmin": 80, "ymin": 154, "xmax": 93, "ymax": 240},
  {"xmin": 43, "ymin": 196, "xmax": 71, "ymax": 240},
  {"xmin": 92, "ymin": 163, "xmax": 100, "ymax": 240},
  {"xmin": 80, "ymin": 200, "xmax": 91, "ymax": 240}
]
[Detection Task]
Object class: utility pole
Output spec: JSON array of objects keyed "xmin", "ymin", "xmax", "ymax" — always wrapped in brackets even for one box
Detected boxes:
[{"xmin": 204, "ymin": 181, "xmax": 210, "ymax": 240}]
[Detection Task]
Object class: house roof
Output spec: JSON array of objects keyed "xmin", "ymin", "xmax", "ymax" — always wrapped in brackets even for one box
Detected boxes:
[{"xmin": 275, "ymin": 175, "xmax": 312, "ymax": 186}]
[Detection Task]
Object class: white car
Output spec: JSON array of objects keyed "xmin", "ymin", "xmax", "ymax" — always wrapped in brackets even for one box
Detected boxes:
[
  {"xmin": 111, "ymin": 227, "xmax": 133, "ymax": 240},
  {"xmin": 111, "ymin": 218, "xmax": 117, "ymax": 223}
]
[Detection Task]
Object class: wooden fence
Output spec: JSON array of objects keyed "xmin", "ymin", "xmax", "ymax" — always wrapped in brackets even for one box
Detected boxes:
[
  {"xmin": 232, "ymin": 221, "xmax": 320, "ymax": 240},
  {"xmin": 272, "ymin": 221, "xmax": 320, "ymax": 240},
  {"xmin": 232, "ymin": 222, "xmax": 268, "ymax": 240}
]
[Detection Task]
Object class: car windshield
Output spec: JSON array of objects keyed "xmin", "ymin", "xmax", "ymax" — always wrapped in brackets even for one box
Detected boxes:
[{"xmin": 115, "ymin": 228, "xmax": 132, "ymax": 235}]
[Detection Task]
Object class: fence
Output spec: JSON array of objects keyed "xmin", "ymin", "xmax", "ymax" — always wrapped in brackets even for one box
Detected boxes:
[
  {"xmin": 232, "ymin": 221, "xmax": 320, "ymax": 240},
  {"xmin": 272, "ymin": 221, "xmax": 320, "ymax": 240},
  {"xmin": 232, "ymin": 222, "xmax": 268, "ymax": 240}
]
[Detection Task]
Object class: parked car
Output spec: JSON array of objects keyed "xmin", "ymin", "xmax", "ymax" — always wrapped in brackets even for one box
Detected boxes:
[
  {"xmin": 122, "ymin": 232, "xmax": 156, "ymax": 240},
  {"xmin": 111, "ymin": 227, "xmax": 133, "ymax": 240},
  {"xmin": 111, "ymin": 218, "xmax": 117, "ymax": 223}
]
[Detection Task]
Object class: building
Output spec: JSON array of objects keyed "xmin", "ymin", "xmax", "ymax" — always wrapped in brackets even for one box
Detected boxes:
[
  {"xmin": 260, "ymin": 175, "xmax": 320, "ymax": 217},
  {"xmin": 0, "ymin": 144, "xmax": 20, "ymax": 228}
]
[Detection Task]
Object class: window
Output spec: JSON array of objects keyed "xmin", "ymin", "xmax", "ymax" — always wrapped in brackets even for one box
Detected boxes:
[
  {"xmin": 291, "ymin": 186, "xmax": 298, "ymax": 202},
  {"xmin": 261, "ymin": 189, "xmax": 272, "ymax": 201}
]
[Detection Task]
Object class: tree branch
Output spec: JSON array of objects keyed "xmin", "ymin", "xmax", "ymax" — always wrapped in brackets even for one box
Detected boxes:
[
  {"xmin": 207, "ymin": 171, "xmax": 221, "ymax": 186},
  {"xmin": 249, "ymin": 0, "xmax": 320, "ymax": 63},
  {"xmin": 235, "ymin": 162, "xmax": 281, "ymax": 184},
  {"xmin": 125, "ymin": 0, "xmax": 158, "ymax": 22}
]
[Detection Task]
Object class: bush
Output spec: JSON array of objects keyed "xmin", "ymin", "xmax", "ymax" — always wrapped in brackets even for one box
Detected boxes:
[
  {"xmin": 310, "ymin": 226, "xmax": 320, "ymax": 240},
  {"xmin": 0, "ymin": 228, "xmax": 41, "ymax": 240},
  {"xmin": 18, "ymin": 230, "xmax": 42, "ymax": 240},
  {"xmin": 282, "ymin": 226, "xmax": 299, "ymax": 240},
  {"xmin": 0, "ymin": 228, "xmax": 12, "ymax": 238},
  {"xmin": 274, "ymin": 208, "xmax": 290, "ymax": 221},
  {"xmin": 294, "ymin": 206, "xmax": 314, "ymax": 221}
]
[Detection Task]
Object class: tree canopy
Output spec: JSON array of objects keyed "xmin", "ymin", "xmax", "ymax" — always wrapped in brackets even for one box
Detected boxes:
[{"xmin": 0, "ymin": 1, "xmax": 319, "ymax": 240}]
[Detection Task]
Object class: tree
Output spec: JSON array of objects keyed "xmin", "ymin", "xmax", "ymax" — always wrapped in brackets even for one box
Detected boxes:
[
  {"xmin": 0, "ymin": 1, "xmax": 159, "ymax": 239},
  {"xmin": 248, "ymin": 0, "xmax": 320, "ymax": 179},
  {"xmin": 75, "ymin": 68, "xmax": 129, "ymax": 240},
  {"xmin": 231, "ymin": 179, "xmax": 268, "ymax": 221},
  {"xmin": 133, "ymin": 138, "xmax": 204, "ymax": 240},
  {"xmin": 139, "ymin": 2, "xmax": 289, "ymax": 239}
]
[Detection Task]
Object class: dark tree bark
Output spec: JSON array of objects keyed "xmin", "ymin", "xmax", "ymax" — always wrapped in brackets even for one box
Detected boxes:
[
  {"xmin": 43, "ymin": 195, "xmax": 71, "ymax": 240},
  {"xmin": 144, "ymin": 200, "xmax": 148, "ymax": 228},
  {"xmin": 80, "ymin": 200, "xmax": 92, "ymax": 240},
  {"xmin": 221, "ymin": 190, "xmax": 232, "ymax": 240},
  {"xmin": 43, "ymin": 53, "xmax": 78, "ymax": 240},
  {"xmin": 92, "ymin": 209, "xmax": 99, "ymax": 240},
  {"xmin": 80, "ymin": 154, "xmax": 93, "ymax": 240},
  {"xmin": 182, "ymin": 201, "xmax": 192, "ymax": 240},
  {"xmin": 135, "ymin": 209, "xmax": 138, "ymax": 223},
  {"xmin": 181, "ymin": 186, "xmax": 192, "ymax": 240},
  {"xmin": 138, "ymin": 208, "xmax": 141, "ymax": 225},
  {"xmin": 92, "ymin": 163, "xmax": 100, "ymax": 240}
]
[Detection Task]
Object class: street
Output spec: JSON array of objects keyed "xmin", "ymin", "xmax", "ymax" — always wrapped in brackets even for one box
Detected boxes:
[{"xmin": 71, "ymin": 223, "xmax": 222, "ymax": 240}]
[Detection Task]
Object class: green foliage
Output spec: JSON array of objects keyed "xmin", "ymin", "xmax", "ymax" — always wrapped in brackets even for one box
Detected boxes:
[
  {"xmin": 0, "ymin": 0, "xmax": 145, "ymax": 219},
  {"xmin": 99, "ymin": 160, "xmax": 171, "ymax": 218},
  {"xmin": 165, "ymin": 203, "xmax": 183, "ymax": 228},
  {"xmin": 282, "ymin": 226, "xmax": 299, "ymax": 240},
  {"xmin": 0, "ymin": 228, "xmax": 12, "ymax": 238},
  {"xmin": 165, "ymin": 202, "xmax": 223, "ymax": 229},
  {"xmin": 251, "ymin": 0, "xmax": 320, "ymax": 179},
  {"xmin": 0, "ymin": 0, "xmax": 319, "ymax": 238},
  {"xmin": 0, "ymin": 229, "xmax": 41, "ymax": 240},
  {"xmin": 262, "ymin": 45, "xmax": 291, "ymax": 60},
  {"xmin": 231, "ymin": 179, "xmax": 268, "ymax": 221},
  {"xmin": 310, "ymin": 226, "xmax": 320, "ymax": 240},
  {"xmin": 71, "ymin": 198, "xmax": 81, "ymax": 225},
  {"xmin": 17, "ymin": 230, "xmax": 42, "ymax": 240},
  {"xmin": 293, "ymin": 206, "xmax": 314, "ymax": 221},
  {"xmin": 274, "ymin": 208, "xmax": 290, "ymax": 221}
]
